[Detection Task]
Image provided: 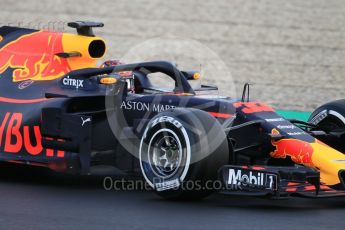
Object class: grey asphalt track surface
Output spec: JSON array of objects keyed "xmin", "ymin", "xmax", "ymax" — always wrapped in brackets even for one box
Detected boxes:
[{"xmin": 0, "ymin": 164, "xmax": 344, "ymax": 230}]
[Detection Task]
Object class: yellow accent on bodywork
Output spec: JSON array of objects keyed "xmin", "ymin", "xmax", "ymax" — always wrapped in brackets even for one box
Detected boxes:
[
  {"xmin": 100, "ymin": 77, "xmax": 117, "ymax": 84},
  {"xmin": 193, "ymin": 72, "xmax": 201, "ymax": 80},
  {"xmin": 311, "ymin": 141, "xmax": 345, "ymax": 185},
  {"xmin": 62, "ymin": 33, "xmax": 106, "ymax": 70}
]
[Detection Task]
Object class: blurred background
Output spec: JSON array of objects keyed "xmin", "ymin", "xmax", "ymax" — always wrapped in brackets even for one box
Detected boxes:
[{"xmin": 1, "ymin": 0, "xmax": 345, "ymax": 111}]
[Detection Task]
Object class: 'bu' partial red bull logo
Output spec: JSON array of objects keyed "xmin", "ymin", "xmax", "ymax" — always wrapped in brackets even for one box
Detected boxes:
[
  {"xmin": 270, "ymin": 129, "xmax": 314, "ymax": 167},
  {"xmin": 0, "ymin": 112, "xmax": 64, "ymax": 157},
  {"xmin": 0, "ymin": 31, "xmax": 71, "ymax": 82}
]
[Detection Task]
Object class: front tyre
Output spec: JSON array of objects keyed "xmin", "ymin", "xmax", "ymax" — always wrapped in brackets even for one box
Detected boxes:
[
  {"xmin": 139, "ymin": 108, "xmax": 229, "ymax": 200},
  {"xmin": 309, "ymin": 99, "xmax": 345, "ymax": 152},
  {"xmin": 309, "ymin": 99, "xmax": 345, "ymax": 131}
]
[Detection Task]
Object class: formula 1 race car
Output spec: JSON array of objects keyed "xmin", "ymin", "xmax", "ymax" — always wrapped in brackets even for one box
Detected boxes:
[{"xmin": 1, "ymin": 21, "xmax": 345, "ymax": 200}]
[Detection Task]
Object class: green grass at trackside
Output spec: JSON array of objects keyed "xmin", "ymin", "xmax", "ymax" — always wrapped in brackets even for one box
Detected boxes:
[{"xmin": 276, "ymin": 110, "xmax": 312, "ymax": 122}]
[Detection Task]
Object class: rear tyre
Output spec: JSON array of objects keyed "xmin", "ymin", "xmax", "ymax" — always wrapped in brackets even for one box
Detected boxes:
[{"xmin": 139, "ymin": 108, "xmax": 230, "ymax": 200}]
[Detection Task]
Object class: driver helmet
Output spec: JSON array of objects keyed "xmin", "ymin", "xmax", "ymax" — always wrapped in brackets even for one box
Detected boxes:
[{"xmin": 100, "ymin": 59, "xmax": 135, "ymax": 93}]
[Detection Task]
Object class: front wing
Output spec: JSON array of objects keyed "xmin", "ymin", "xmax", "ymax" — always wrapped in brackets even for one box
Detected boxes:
[{"xmin": 218, "ymin": 165, "xmax": 345, "ymax": 198}]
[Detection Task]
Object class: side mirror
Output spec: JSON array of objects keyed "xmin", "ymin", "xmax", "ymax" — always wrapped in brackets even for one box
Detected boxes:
[{"xmin": 181, "ymin": 71, "xmax": 201, "ymax": 80}]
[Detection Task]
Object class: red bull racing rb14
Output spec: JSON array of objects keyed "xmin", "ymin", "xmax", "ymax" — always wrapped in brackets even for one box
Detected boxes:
[{"xmin": 1, "ymin": 21, "xmax": 345, "ymax": 200}]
